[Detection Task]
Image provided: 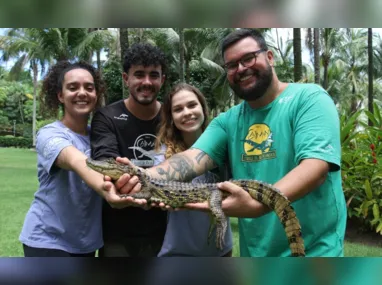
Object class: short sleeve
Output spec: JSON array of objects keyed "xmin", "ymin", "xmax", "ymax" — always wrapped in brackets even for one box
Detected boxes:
[
  {"xmin": 90, "ymin": 110, "xmax": 121, "ymax": 160},
  {"xmin": 192, "ymin": 113, "xmax": 228, "ymax": 168},
  {"xmin": 294, "ymin": 90, "xmax": 341, "ymax": 171},
  {"xmin": 36, "ymin": 125, "xmax": 72, "ymax": 175}
]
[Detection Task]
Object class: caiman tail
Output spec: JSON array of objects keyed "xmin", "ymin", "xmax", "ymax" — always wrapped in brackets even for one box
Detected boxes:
[{"xmin": 232, "ymin": 180, "xmax": 305, "ymax": 257}]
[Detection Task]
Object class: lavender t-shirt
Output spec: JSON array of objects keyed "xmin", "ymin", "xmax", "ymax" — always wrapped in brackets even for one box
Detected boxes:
[
  {"xmin": 157, "ymin": 150, "xmax": 233, "ymax": 257},
  {"xmin": 19, "ymin": 121, "xmax": 103, "ymax": 253}
]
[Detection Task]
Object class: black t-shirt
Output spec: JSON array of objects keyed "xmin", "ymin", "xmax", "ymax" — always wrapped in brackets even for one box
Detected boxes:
[{"xmin": 90, "ymin": 100, "xmax": 167, "ymax": 240}]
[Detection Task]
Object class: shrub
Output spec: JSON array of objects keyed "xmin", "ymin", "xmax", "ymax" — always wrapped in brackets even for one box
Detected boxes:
[
  {"xmin": 341, "ymin": 106, "xmax": 382, "ymax": 234},
  {"xmin": 0, "ymin": 136, "xmax": 32, "ymax": 148}
]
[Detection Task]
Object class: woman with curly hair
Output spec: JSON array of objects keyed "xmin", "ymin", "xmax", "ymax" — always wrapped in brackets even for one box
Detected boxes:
[
  {"xmin": 19, "ymin": 61, "xmax": 125, "ymax": 257},
  {"xmin": 155, "ymin": 83, "xmax": 233, "ymax": 257}
]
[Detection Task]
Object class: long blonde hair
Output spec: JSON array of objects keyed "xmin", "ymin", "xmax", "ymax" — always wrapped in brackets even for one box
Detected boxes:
[{"xmin": 155, "ymin": 83, "xmax": 209, "ymax": 158}]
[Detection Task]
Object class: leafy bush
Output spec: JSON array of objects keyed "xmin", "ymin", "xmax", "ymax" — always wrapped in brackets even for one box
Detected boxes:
[
  {"xmin": 0, "ymin": 136, "xmax": 32, "ymax": 148},
  {"xmin": 341, "ymin": 104, "xmax": 382, "ymax": 234},
  {"xmin": 37, "ymin": 119, "xmax": 56, "ymax": 131}
]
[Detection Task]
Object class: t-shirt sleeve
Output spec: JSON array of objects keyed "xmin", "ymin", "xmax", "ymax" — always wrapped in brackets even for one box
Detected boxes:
[
  {"xmin": 90, "ymin": 110, "xmax": 121, "ymax": 160},
  {"xmin": 36, "ymin": 125, "xmax": 72, "ymax": 175},
  {"xmin": 294, "ymin": 89, "xmax": 341, "ymax": 171},
  {"xmin": 192, "ymin": 113, "xmax": 228, "ymax": 168}
]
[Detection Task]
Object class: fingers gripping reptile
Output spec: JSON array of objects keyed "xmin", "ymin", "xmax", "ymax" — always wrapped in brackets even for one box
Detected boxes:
[{"xmin": 86, "ymin": 158, "xmax": 305, "ymax": 257}]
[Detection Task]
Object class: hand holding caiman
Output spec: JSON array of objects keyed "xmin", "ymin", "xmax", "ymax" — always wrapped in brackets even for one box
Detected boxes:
[{"xmin": 86, "ymin": 158, "xmax": 305, "ymax": 257}]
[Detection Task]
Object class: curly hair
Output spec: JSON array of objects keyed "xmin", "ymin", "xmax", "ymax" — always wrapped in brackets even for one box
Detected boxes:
[
  {"xmin": 155, "ymin": 83, "xmax": 209, "ymax": 159},
  {"xmin": 123, "ymin": 43, "xmax": 167, "ymax": 75},
  {"xmin": 40, "ymin": 60, "xmax": 106, "ymax": 117}
]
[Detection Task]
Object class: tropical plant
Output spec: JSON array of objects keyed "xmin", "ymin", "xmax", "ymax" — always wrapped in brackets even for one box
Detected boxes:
[{"xmin": 341, "ymin": 105, "xmax": 382, "ymax": 234}]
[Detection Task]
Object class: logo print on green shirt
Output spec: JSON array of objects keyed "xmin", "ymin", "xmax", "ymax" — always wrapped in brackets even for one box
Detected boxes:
[{"xmin": 241, "ymin": 124, "xmax": 276, "ymax": 162}]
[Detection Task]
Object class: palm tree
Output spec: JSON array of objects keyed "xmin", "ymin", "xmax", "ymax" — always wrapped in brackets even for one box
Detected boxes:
[
  {"xmin": 321, "ymin": 28, "xmax": 344, "ymax": 90},
  {"xmin": 305, "ymin": 28, "xmax": 321, "ymax": 84},
  {"xmin": 0, "ymin": 28, "xmax": 53, "ymax": 147},
  {"xmin": 73, "ymin": 28, "xmax": 113, "ymax": 71},
  {"xmin": 179, "ymin": 28, "xmax": 185, "ymax": 82},
  {"xmin": 313, "ymin": 29, "xmax": 320, "ymax": 84},
  {"xmin": 266, "ymin": 29, "xmax": 294, "ymax": 83},
  {"xmin": 336, "ymin": 29, "xmax": 368, "ymax": 114},
  {"xmin": 119, "ymin": 28, "xmax": 129, "ymax": 99},
  {"xmin": 1, "ymin": 28, "xmax": 115, "ymax": 144},
  {"xmin": 293, "ymin": 28, "xmax": 302, "ymax": 82},
  {"xmin": 368, "ymin": 28, "xmax": 374, "ymax": 125}
]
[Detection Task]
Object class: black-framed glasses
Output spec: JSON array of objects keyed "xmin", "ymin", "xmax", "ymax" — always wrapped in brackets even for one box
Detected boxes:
[{"xmin": 223, "ymin": 49, "xmax": 267, "ymax": 74}]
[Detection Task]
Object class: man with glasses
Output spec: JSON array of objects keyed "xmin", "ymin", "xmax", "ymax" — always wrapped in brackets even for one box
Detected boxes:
[{"xmin": 116, "ymin": 29, "xmax": 346, "ymax": 257}]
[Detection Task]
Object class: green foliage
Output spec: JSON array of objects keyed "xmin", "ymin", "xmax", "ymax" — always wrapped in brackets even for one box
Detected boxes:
[
  {"xmin": 341, "ymin": 106, "xmax": 382, "ymax": 234},
  {"xmin": 102, "ymin": 56, "xmax": 123, "ymax": 105},
  {"xmin": 36, "ymin": 119, "xmax": 56, "ymax": 131},
  {"xmin": 0, "ymin": 136, "xmax": 32, "ymax": 148}
]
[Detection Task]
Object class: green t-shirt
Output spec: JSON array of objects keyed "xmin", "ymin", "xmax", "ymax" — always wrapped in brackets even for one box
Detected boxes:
[{"xmin": 193, "ymin": 83, "xmax": 346, "ymax": 257}]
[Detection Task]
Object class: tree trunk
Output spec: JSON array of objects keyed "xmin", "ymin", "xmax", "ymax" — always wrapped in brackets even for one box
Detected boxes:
[
  {"xmin": 32, "ymin": 62, "xmax": 38, "ymax": 147},
  {"xmin": 87, "ymin": 28, "xmax": 97, "ymax": 63},
  {"xmin": 119, "ymin": 28, "xmax": 129, "ymax": 99},
  {"xmin": 323, "ymin": 58, "xmax": 329, "ymax": 90},
  {"xmin": 350, "ymin": 84, "xmax": 357, "ymax": 114},
  {"xmin": 368, "ymin": 28, "xmax": 374, "ymax": 126},
  {"xmin": 185, "ymin": 57, "xmax": 190, "ymax": 83},
  {"xmin": 18, "ymin": 97, "xmax": 24, "ymax": 125},
  {"xmin": 96, "ymin": 50, "xmax": 101, "ymax": 72},
  {"xmin": 293, "ymin": 28, "xmax": 302, "ymax": 82},
  {"xmin": 313, "ymin": 28, "xmax": 320, "ymax": 84},
  {"xmin": 96, "ymin": 49, "xmax": 106, "ymax": 106},
  {"xmin": 119, "ymin": 28, "xmax": 129, "ymax": 66},
  {"xmin": 179, "ymin": 28, "xmax": 185, "ymax": 82}
]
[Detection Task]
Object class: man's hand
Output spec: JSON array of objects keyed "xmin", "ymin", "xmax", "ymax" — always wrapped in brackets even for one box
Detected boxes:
[
  {"xmin": 184, "ymin": 181, "xmax": 269, "ymax": 218},
  {"xmin": 109, "ymin": 157, "xmax": 143, "ymax": 195},
  {"xmin": 219, "ymin": 181, "xmax": 268, "ymax": 218},
  {"xmin": 101, "ymin": 180, "xmax": 150, "ymax": 209}
]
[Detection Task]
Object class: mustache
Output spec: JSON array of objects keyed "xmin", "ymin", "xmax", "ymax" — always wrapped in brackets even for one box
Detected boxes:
[
  {"xmin": 234, "ymin": 70, "xmax": 259, "ymax": 83},
  {"xmin": 137, "ymin": 86, "xmax": 155, "ymax": 92}
]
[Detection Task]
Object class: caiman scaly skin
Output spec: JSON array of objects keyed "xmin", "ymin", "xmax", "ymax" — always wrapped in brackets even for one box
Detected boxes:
[{"xmin": 86, "ymin": 158, "xmax": 305, "ymax": 257}]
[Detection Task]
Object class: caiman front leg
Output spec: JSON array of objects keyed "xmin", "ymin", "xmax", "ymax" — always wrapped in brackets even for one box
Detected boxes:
[{"xmin": 208, "ymin": 188, "xmax": 227, "ymax": 250}]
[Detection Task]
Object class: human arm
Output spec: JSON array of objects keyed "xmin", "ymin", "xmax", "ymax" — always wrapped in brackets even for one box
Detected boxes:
[
  {"xmin": 56, "ymin": 145, "xmax": 144, "ymax": 208},
  {"xmin": 115, "ymin": 148, "xmax": 217, "ymax": 193},
  {"xmin": 115, "ymin": 113, "xmax": 229, "ymax": 193},
  {"xmin": 185, "ymin": 158, "xmax": 329, "ymax": 217}
]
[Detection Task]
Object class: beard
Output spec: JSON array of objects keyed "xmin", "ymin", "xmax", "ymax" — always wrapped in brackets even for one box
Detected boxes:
[
  {"xmin": 130, "ymin": 86, "xmax": 158, "ymax": 105},
  {"xmin": 229, "ymin": 62, "xmax": 273, "ymax": 101}
]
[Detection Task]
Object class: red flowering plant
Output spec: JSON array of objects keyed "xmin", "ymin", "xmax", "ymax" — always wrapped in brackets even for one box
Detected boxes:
[{"xmin": 341, "ymin": 106, "xmax": 382, "ymax": 234}]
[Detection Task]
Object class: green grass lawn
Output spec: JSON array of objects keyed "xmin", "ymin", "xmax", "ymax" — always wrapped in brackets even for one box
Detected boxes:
[
  {"xmin": 0, "ymin": 147, "xmax": 38, "ymax": 257},
  {"xmin": 1, "ymin": 147, "xmax": 382, "ymax": 257}
]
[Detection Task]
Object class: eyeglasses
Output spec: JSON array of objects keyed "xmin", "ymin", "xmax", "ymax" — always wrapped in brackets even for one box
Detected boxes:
[{"xmin": 223, "ymin": 49, "xmax": 267, "ymax": 74}]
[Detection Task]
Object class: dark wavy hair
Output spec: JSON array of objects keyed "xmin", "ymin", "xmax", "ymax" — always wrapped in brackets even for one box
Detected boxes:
[
  {"xmin": 155, "ymin": 83, "xmax": 209, "ymax": 159},
  {"xmin": 39, "ymin": 61, "xmax": 105, "ymax": 117},
  {"xmin": 123, "ymin": 43, "xmax": 167, "ymax": 75},
  {"xmin": 221, "ymin": 28, "xmax": 268, "ymax": 57}
]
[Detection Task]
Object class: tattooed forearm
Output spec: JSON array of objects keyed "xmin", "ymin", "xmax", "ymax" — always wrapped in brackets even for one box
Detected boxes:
[
  {"xmin": 152, "ymin": 149, "xmax": 216, "ymax": 182},
  {"xmin": 156, "ymin": 153, "xmax": 197, "ymax": 182},
  {"xmin": 170, "ymin": 154, "xmax": 198, "ymax": 181},
  {"xmin": 156, "ymin": 166, "xmax": 176, "ymax": 181}
]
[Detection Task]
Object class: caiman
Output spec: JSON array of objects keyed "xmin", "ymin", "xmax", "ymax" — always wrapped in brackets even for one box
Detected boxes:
[{"xmin": 86, "ymin": 158, "xmax": 305, "ymax": 257}]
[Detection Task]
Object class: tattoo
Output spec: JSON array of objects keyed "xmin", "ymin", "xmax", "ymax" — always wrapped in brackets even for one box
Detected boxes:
[
  {"xmin": 156, "ymin": 166, "xmax": 176, "ymax": 181},
  {"xmin": 156, "ymin": 153, "xmax": 197, "ymax": 182},
  {"xmin": 193, "ymin": 149, "xmax": 218, "ymax": 169},
  {"xmin": 195, "ymin": 151, "xmax": 208, "ymax": 164}
]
